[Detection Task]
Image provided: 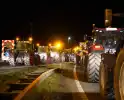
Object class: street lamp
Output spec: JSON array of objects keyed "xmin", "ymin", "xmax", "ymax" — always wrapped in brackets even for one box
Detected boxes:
[
  {"xmin": 68, "ymin": 37, "xmax": 71, "ymax": 40},
  {"xmin": 36, "ymin": 43, "xmax": 40, "ymax": 47},
  {"xmin": 56, "ymin": 43, "xmax": 61, "ymax": 48},
  {"xmin": 16, "ymin": 37, "xmax": 19, "ymax": 41},
  {"xmin": 28, "ymin": 37, "xmax": 33, "ymax": 42},
  {"xmin": 55, "ymin": 42, "xmax": 62, "ymax": 50},
  {"xmin": 48, "ymin": 43, "xmax": 52, "ymax": 47},
  {"xmin": 68, "ymin": 36, "xmax": 71, "ymax": 48},
  {"xmin": 28, "ymin": 37, "xmax": 33, "ymax": 51}
]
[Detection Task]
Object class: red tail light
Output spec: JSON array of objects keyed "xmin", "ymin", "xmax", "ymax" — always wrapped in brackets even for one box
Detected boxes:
[
  {"xmin": 94, "ymin": 45, "xmax": 101, "ymax": 49},
  {"xmin": 92, "ymin": 45, "xmax": 104, "ymax": 51}
]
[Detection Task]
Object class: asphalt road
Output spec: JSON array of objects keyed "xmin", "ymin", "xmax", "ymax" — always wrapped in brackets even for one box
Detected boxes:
[
  {"xmin": 76, "ymin": 65, "xmax": 106, "ymax": 100},
  {"xmin": 0, "ymin": 61, "xmax": 9, "ymax": 67},
  {"xmin": 0, "ymin": 66, "xmax": 35, "ymax": 74},
  {"xmin": 60, "ymin": 63, "xmax": 105, "ymax": 100},
  {"xmin": 20, "ymin": 63, "xmax": 106, "ymax": 100}
]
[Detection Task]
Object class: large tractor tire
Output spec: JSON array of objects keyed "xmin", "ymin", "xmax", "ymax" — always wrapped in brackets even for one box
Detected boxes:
[
  {"xmin": 9, "ymin": 54, "xmax": 15, "ymax": 66},
  {"xmin": 114, "ymin": 49, "xmax": 124, "ymax": 100},
  {"xmin": 87, "ymin": 53, "xmax": 101, "ymax": 82},
  {"xmin": 24, "ymin": 53, "xmax": 30, "ymax": 66},
  {"xmin": 99, "ymin": 62, "xmax": 107, "ymax": 98},
  {"xmin": 99, "ymin": 58, "xmax": 115, "ymax": 99}
]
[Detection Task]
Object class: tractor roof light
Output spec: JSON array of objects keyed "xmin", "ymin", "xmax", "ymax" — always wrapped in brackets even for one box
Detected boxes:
[
  {"xmin": 106, "ymin": 28, "xmax": 117, "ymax": 31},
  {"xmin": 120, "ymin": 30, "xmax": 123, "ymax": 32}
]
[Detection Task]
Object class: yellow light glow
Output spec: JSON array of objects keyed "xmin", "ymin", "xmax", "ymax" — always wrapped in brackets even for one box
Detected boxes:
[
  {"xmin": 54, "ymin": 40, "xmax": 64, "ymax": 50},
  {"xmin": 29, "ymin": 37, "xmax": 33, "ymax": 41},
  {"xmin": 49, "ymin": 43, "xmax": 51, "ymax": 46},
  {"xmin": 54, "ymin": 42, "xmax": 62, "ymax": 49},
  {"xmin": 57, "ymin": 43, "xmax": 60, "ymax": 48},
  {"xmin": 36, "ymin": 43, "xmax": 40, "ymax": 46},
  {"xmin": 16, "ymin": 37, "xmax": 19, "ymax": 41},
  {"xmin": 73, "ymin": 46, "xmax": 81, "ymax": 52}
]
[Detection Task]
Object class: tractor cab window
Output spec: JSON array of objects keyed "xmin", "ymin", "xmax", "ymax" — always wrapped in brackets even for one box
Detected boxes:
[
  {"xmin": 51, "ymin": 47, "xmax": 58, "ymax": 52},
  {"xmin": 100, "ymin": 36, "xmax": 106, "ymax": 43},
  {"xmin": 38, "ymin": 46, "xmax": 47, "ymax": 52},
  {"xmin": 16, "ymin": 42, "xmax": 32, "ymax": 51},
  {"xmin": 96, "ymin": 36, "xmax": 106, "ymax": 44}
]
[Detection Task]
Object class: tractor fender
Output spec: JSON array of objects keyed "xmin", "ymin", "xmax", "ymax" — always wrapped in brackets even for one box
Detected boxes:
[
  {"xmin": 101, "ymin": 53, "xmax": 116, "ymax": 70},
  {"xmin": 114, "ymin": 49, "xmax": 124, "ymax": 100}
]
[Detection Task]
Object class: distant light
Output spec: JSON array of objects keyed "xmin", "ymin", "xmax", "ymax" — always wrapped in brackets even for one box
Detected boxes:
[
  {"xmin": 105, "ymin": 20, "xmax": 109, "ymax": 23},
  {"xmin": 99, "ymin": 30, "xmax": 102, "ymax": 32},
  {"xmin": 94, "ymin": 45, "xmax": 101, "ymax": 49},
  {"xmin": 16, "ymin": 37, "xmax": 19, "ymax": 41},
  {"xmin": 29, "ymin": 37, "xmax": 33, "ymax": 41},
  {"xmin": 68, "ymin": 37, "xmax": 71, "ymax": 40},
  {"xmin": 55, "ymin": 42, "xmax": 62, "ymax": 49},
  {"xmin": 57, "ymin": 43, "xmax": 60, "ymax": 48},
  {"xmin": 96, "ymin": 30, "xmax": 98, "ymax": 32},
  {"xmin": 49, "ymin": 43, "xmax": 52, "ymax": 46},
  {"xmin": 106, "ymin": 28, "xmax": 117, "ymax": 31},
  {"xmin": 94, "ymin": 39, "xmax": 96, "ymax": 42},
  {"xmin": 36, "ymin": 43, "xmax": 40, "ymax": 47}
]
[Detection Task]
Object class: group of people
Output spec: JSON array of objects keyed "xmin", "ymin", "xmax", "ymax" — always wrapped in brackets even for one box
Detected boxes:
[
  {"xmin": 75, "ymin": 50, "xmax": 88, "ymax": 66},
  {"xmin": 39, "ymin": 50, "xmax": 87, "ymax": 65}
]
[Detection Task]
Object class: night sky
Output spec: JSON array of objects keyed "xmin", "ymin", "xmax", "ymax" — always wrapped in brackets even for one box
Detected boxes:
[{"xmin": 1, "ymin": 1, "xmax": 124, "ymax": 45}]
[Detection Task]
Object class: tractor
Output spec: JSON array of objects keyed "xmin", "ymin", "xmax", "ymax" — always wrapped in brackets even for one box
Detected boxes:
[
  {"xmin": 85, "ymin": 27, "xmax": 124, "ymax": 100},
  {"xmin": 38, "ymin": 46, "xmax": 48, "ymax": 64},
  {"xmin": 98, "ymin": 28, "xmax": 124, "ymax": 100},
  {"xmin": 7, "ymin": 40, "xmax": 42, "ymax": 66},
  {"xmin": 8, "ymin": 40, "xmax": 33, "ymax": 66}
]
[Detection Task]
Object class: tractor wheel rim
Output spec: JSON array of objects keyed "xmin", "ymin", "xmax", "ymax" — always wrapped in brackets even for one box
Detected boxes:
[
  {"xmin": 119, "ymin": 62, "xmax": 124, "ymax": 100},
  {"xmin": 101, "ymin": 63, "xmax": 105, "ymax": 90}
]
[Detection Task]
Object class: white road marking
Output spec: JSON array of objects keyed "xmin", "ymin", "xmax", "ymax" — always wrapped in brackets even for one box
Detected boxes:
[{"xmin": 74, "ymin": 65, "xmax": 89, "ymax": 100}]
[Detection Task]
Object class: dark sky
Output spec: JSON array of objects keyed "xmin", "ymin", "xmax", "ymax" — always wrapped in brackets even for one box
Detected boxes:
[{"xmin": 1, "ymin": 1, "xmax": 124, "ymax": 45}]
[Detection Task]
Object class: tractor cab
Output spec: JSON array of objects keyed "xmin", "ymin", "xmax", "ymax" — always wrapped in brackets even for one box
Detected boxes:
[
  {"xmin": 94, "ymin": 27, "xmax": 124, "ymax": 54},
  {"xmin": 38, "ymin": 46, "xmax": 48, "ymax": 61}
]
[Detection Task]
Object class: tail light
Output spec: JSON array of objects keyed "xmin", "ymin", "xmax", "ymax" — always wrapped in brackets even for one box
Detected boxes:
[
  {"xmin": 94, "ymin": 45, "xmax": 101, "ymax": 49},
  {"xmin": 92, "ymin": 45, "xmax": 104, "ymax": 51}
]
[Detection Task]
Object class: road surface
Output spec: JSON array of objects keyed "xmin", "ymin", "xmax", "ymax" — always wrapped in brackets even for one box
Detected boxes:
[
  {"xmin": 0, "ymin": 66, "xmax": 36, "ymax": 74},
  {"xmin": 20, "ymin": 63, "xmax": 105, "ymax": 100},
  {"xmin": 0, "ymin": 66, "xmax": 48, "ymax": 92}
]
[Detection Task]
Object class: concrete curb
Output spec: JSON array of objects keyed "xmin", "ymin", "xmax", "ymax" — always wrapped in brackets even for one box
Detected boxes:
[{"xmin": 14, "ymin": 68, "xmax": 58, "ymax": 100}]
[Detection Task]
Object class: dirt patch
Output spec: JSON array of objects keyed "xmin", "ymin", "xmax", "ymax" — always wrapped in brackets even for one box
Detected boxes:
[{"xmin": 0, "ymin": 67, "xmax": 45, "ymax": 92}]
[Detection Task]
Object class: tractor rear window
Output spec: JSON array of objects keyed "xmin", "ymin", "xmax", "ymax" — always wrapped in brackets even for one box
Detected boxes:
[
  {"xmin": 38, "ymin": 46, "xmax": 48, "ymax": 52},
  {"xmin": 16, "ymin": 42, "xmax": 32, "ymax": 50},
  {"xmin": 99, "ymin": 36, "xmax": 106, "ymax": 40}
]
